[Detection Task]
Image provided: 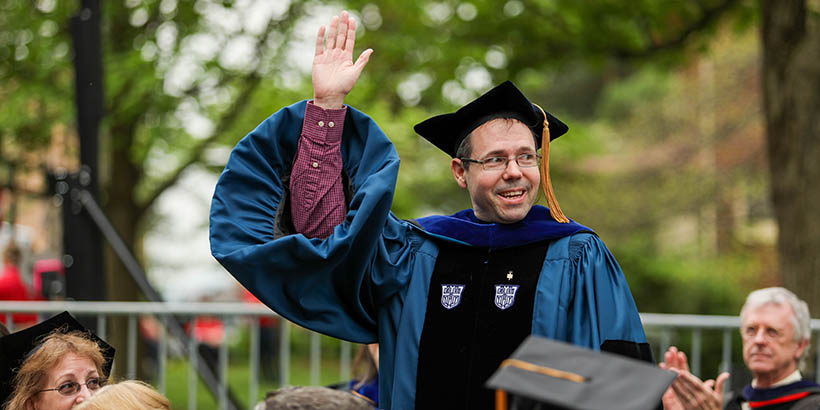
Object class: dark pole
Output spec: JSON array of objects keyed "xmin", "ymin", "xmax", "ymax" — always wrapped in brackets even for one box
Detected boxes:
[{"xmin": 65, "ymin": 0, "xmax": 104, "ymax": 302}]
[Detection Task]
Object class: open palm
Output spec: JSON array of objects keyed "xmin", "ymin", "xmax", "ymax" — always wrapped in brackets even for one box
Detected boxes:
[{"xmin": 312, "ymin": 11, "xmax": 373, "ymax": 109}]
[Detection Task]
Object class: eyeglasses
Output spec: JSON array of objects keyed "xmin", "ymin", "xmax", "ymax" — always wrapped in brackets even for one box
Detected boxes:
[
  {"xmin": 742, "ymin": 325, "xmax": 785, "ymax": 342},
  {"xmin": 38, "ymin": 377, "xmax": 106, "ymax": 396},
  {"xmin": 460, "ymin": 153, "xmax": 541, "ymax": 171}
]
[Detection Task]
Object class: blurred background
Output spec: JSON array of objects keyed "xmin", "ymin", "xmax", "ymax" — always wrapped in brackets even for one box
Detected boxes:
[{"xmin": 1, "ymin": 0, "xmax": 819, "ymax": 408}]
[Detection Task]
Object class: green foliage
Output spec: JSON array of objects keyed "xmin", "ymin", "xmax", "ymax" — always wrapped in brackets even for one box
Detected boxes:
[
  {"xmin": 1, "ymin": 0, "xmax": 770, "ymax": 317},
  {"xmin": 618, "ymin": 237, "xmax": 756, "ymax": 314}
]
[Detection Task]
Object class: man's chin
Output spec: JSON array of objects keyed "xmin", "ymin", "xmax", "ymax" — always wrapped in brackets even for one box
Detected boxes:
[
  {"xmin": 746, "ymin": 361, "xmax": 774, "ymax": 374},
  {"xmin": 496, "ymin": 211, "xmax": 530, "ymax": 224}
]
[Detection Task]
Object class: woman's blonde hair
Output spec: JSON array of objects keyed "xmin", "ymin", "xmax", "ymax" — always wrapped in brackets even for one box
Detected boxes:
[
  {"xmin": 73, "ymin": 380, "xmax": 170, "ymax": 410},
  {"xmin": 4, "ymin": 330, "xmax": 106, "ymax": 410}
]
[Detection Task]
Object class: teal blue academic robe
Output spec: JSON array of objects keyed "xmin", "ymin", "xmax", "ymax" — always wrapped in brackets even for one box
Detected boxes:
[{"xmin": 209, "ymin": 101, "xmax": 649, "ymax": 409}]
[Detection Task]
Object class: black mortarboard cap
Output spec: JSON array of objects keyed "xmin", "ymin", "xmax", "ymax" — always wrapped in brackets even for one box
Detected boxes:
[
  {"xmin": 0, "ymin": 312, "xmax": 115, "ymax": 405},
  {"xmin": 414, "ymin": 81, "xmax": 572, "ymax": 223},
  {"xmin": 413, "ymin": 81, "xmax": 568, "ymax": 158},
  {"xmin": 486, "ymin": 336, "xmax": 675, "ymax": 410}
]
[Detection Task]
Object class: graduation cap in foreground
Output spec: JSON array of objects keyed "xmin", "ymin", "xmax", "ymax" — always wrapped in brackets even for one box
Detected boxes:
[
  {"xmin": 0, "ymin": 311, "xmax": 115, "ymax": 405},
  {"xmin": 414, "ymin": 81, "xmax": 571, "ymax": 223},
  {"xmin": 486, "ymin": 336, "xmax": 675, "ymax": 410}
]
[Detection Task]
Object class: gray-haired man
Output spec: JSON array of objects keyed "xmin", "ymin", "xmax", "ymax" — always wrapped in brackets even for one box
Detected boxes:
[{"xmin": 661, "ymin": 287, "xmax": 820, "ymax": 410}]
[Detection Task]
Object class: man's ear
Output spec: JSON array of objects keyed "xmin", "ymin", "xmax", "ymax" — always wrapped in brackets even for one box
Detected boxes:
[
  {"xmin": 451, "ymin": 158, "xmax": 468, "ymax": 189},
  {"xmin": 795, "ymin": 339, "xmax": 809, "ymax": 361}
]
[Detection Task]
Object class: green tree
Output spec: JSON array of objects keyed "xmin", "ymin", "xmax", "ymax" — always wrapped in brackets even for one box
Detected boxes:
[
  {"xmin": 2, "ymin": 0, "xmax": 818, "ymax": 366},
  {"xmin": 343, "ymin": 0, "xmax": 820, "ymax": 313},
  {"xmin": 1, "ymin": 0, "xmax": 317, "ymax": 377}
]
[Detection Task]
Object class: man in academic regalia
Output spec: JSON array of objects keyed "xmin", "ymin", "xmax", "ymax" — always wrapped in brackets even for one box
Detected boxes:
[
  {"xmin": 661, "ymin": 287, "xmax": 820, "ymax": 410},
  {"xmin": 210, "ymin": 11, "xmax": 651, "ymax": 410}
]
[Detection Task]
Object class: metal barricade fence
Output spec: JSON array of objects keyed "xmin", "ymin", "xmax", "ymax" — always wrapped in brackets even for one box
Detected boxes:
[
  {"xmin": 0, "ymin": 301, "xmax": 353, "ymax": 410},
  {"xmin": 2, "ymin": 302, "xmax": 820, "ymax": 409}
]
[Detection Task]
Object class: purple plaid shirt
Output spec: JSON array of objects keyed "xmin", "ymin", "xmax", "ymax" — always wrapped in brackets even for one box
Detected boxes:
[{"xmin": 289, "ymin": 101, "xmax": 348, "ymax": 238}]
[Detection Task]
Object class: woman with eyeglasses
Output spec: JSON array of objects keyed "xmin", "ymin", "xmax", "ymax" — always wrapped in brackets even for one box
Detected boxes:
[{"xmin": 0, "ymin": 312, "xmax": 115, "ymax": 410}]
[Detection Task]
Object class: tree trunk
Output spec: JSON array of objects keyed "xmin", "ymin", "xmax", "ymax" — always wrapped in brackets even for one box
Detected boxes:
[
  {"xmin": 103, "ymin": 120, "xmax": 144, "ymax": 378},
  {"xmin": 760, "ymin": 0, "xmax": 820, "ymax": 312}
]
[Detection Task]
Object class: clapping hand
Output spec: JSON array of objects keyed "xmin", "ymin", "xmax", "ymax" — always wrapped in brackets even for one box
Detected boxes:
[
  {"xmin": 660, "ymin": 346, "xmax": 728, "ymax": 410},
  {"xmin": 312, "ymin": 11, "xmax": 373, "ymax": 109}
]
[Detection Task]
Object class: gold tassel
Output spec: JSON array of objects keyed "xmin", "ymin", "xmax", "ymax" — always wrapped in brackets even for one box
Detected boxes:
[
  {"xmin": 534, "ymin": 104, "xmax": 569, "ymax": 223},
  {"xmin": 495, "ymin": 389, "xmax": 508, "ymax": 410}
]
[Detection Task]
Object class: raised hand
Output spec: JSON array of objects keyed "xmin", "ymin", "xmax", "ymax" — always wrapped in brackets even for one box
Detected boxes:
[{"xmin": 312, "ymin": 11, "xmax": 374, "ymax": 109}]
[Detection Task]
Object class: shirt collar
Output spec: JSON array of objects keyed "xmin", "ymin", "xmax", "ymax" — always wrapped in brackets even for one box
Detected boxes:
[{"xmin": 752, "ymin": 370, "xmax": 802, "ymax": 388}]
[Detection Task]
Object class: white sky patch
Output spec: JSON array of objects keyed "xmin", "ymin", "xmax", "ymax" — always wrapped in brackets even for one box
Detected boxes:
[
  {"xmin": 156, "ymin": 22, "xmax": 177, "ymax": 53},
  {"xmin": 276, "ymin": 68, "xmax": 304, "ymax": 90},
  {"xmin": 241, "ymin": 0, "xmax": 290, "ymax": 36},
  {"xmin": 144, "ymin": 168, "xmax": 232, "ymax": 301},
  {"xmin": 15, "ymin": 45, "xmax": 29, "ymax": 61},
  {"xmin": 130, "ymin": 8, "xmax": 149, "ymax": 27},
  {"xmin": 183, "ymin": 32, "xmax": 221, "ymax": 61},
  {"xmin": 141, "ymin": 41, "xmax": 158, "ymax": 61},
  {"xmin": 35, "ymin": 0, "xmax": 56, "ymax": 13},
  {"xmin": 361, "ymin": 4, "xmax": 382, "ymax": 30},
  {"xmin": 163, "ymin": 56, "xmax": 202, "ymax": 95},
  {"xmin": 39, "ymin": 20, "xmax": 58, "ymax": 37},
  {"xmin": 143, "ymin": 144, "xmax": 179, "ymax": 179},
  {"xmin": 201, "ymin": 3, "xmax": 242, "ymax": 36},
  {"xmin": 198, "ymin": 72, "xmax": 231, "ymax": 107},
  {"xmin": 504, "ymin": 0, "xmax": 524, "ymax": 17},
  {"xmin": 203, "ymin": 145, "xmax": 233, "ymax": 167},
  {"xmin": 443, "ymin": 80, "xmax": 474, "ymax": 106},
  {"xmin": 462, "ymin": 66, "xmax": 492, "ymax": 91},
  {"xmin": 52, "ymin": 42, "xmax": 68, "ymax": 59},
  {"xmin": 160, "ymin": 0, "xmax": 177, "ymax": 16},
  {"xmin": 425, "ymin": 2, "xmax": 453, "ymax": 25},
  {"xmin": 219, "ymin": 34, "xmax": 257, "ymax": 71},
  {"xmin": 485, "ymin": 46, "xmax": 507, "ymax": 69},
  {"xmin": 456, "ymin": 3, "xmax": 478, "ymax": 21},
  {"xmin": 202, "ymin": 87, "xmax": 232, "ymax": 108},
  {"xmin": 181, "ymin": 111, "xmax": 214, "ymax": 140},
  {"xmin": 397, "ymin": 72, "xmax": 433, "ymax": 106}
]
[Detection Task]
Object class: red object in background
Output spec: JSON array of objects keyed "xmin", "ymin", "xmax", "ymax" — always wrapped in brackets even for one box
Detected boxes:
[
  {"xmin": 0, "ymin": 262, "xmax": 37, "ymax": 326},
  {"xmin": 184, "ymin": 316, "xmax": 225, "ymax": 346},
  {"xmin": 241, "ymin": 288, "xmax": 279, "ymax": 327},
  {"xmin": 33, "ymin": 259, "xmax": 65, "ymax": 300}
]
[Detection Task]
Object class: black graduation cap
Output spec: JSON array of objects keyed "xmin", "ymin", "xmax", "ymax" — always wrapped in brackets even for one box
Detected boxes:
[
  {"xmin": 413, "ymin": 81, "xmax": 571, "ymax": 223},
  {"xmin": 486, "ymin": 336, "xmax": 675, "ymax": 410},
  {"xmin": 413, "ymin": 81, "xmax": 568, "ymax": 158},
  {"xmin": 0, "ymin": 311, "xmax": 116, "ymax": 405}
]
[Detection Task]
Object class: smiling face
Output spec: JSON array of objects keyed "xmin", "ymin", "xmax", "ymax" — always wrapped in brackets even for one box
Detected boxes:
[
  {"xmin": 741, "ymin": 303, "xmax": 808, "ymax": 387},
  {"xmin": 27, "ymin": 353, "xmax": 101, "ymax": 410},
  {"xmin": 452, "ymin": 119, "xmax": 540, "ymax": 224}
]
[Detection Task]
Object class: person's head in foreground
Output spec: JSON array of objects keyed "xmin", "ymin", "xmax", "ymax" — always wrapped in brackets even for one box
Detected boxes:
[
  {"xmin": 255, "ymin": 386, "xmax": 373, "ymax": 410},
  {"xmin": 1, "ymin": 312, "xmax": 115, "ymax": 410},
  {"xmin": 414, "ymin": 81, "xmax": 570, "ymax": 224},
  {"xmin": 740, "ymin": 286, "xmax": 811, "ymax": 387},
  {"xmin": 73, "ymin": 380, "xmax": 170, "ymax": 410},
  {"xmin": 4, "ymin": 331, "xmax": 107, "ymax": 410}
]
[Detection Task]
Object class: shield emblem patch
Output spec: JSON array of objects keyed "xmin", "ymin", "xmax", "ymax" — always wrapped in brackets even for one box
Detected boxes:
[
  {"xmin": 441, "ymin": 284, "xmax": 466, "ymax": 310},
  {"xmin": 494, "ymin": 284, "xmax": 520, "ymax": 310}
]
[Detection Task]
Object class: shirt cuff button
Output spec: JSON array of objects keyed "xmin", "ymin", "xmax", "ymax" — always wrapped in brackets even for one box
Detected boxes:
[
  {"xmin": 318, "ymin": 121, "xmax": 325, "ymax": 127},
  {"xmin": 328, "ymin": 121, "xmax": 335, "ymax": 128},
  {"xmin": 312, "ymin": 162, "xmax": 319, "ymax": 168}
]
